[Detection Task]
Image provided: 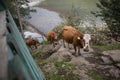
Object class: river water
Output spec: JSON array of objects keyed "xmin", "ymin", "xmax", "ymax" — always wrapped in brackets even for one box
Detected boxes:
[
  {"xmin": 28, "ymin": 0, "xmax": 102, "ymax": 34},
  {"xmin": 28, "ymin": 7, "xmax": 63, "ymax": 34}
]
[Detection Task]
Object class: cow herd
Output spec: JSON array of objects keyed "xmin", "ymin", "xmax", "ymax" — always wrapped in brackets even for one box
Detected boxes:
[{"xmin": 24, "ymin": 26, "xmax": 93, "ymax": 56}]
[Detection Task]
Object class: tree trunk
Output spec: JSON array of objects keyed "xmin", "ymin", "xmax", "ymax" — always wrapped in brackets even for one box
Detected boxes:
[{"xmin": 15, "ymin": 0, "xmax": 24, "ymax": 38}]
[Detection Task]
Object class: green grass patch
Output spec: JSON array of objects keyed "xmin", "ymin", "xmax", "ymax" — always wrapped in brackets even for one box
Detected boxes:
[
  {"xmin": 32, "ymin": 50, "xmax": 51, "ymax": 59},
  {"xmin": 87, "ymin": 69, "xmax": 106, "ymax": 80},
  {"xmin": 62, "ymin": 57, "xmax": 72, "ymax": 62},
  {"xmin": 32, "ymin": 51, "xmax": 44, "ymax": 57},
  {"xmin": 50, "ymin": 61, "xmax": 80, "ymax": 80},
  {"xmin": 45, "ymin": 72, "xmax": 80, "ymax": 80},
  {"xmin": 92, "ymin": 43, "xmax": 120, "ymax": 51},
  {"xmin": 41, "ymin": 40, "xmax": 49, "ymax": 44},
  {"xmin": 53, "ymin": 61, "xmax": 75, "ymax": 70},
  {"xmin": 34, "ymin": 59, "xmax": 48, "ymax": 67}
]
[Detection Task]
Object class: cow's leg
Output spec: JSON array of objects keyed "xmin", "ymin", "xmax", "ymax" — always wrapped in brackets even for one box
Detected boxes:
[
  {"xmin": 73, "ymin": 45, "xmax": 77, "ymax": 56},
  {"xmin": 78, "ymin": 46, "xmax": 81, "ymax": 56},
  {"xmin": 63, "ymin": 39, "xmax": 66, "ymax": 48},
  {"xmin": 53, "ymin": 42, "xmax": 55, "ymax": 47},
  {"xmin": 68, "ymin": 43, "xmax": 72, "ymax": 49},
  {"xmin": 68, "ymin": 43, "xmax": 69, "ymax": 48}
]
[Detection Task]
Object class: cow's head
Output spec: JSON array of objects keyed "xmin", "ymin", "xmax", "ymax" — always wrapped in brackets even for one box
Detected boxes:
[
  {"xmin": 83, "ymin": 34, "xmax": 94, "ymax": 52},
  {"xmin": 77, "ymin": 36, "xmax": 85, "ymax": 48}
]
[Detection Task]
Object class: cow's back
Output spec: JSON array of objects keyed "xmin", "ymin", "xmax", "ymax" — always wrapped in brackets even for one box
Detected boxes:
[{"xmin": 62, "ymin": 26, "xmax": 77, "ymax": 43}]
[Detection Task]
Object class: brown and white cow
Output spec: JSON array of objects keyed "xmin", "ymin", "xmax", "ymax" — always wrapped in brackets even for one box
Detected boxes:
[
  {"xmin": 46, "ymin": 31, "xmax": 59, "ymax": 47},
  {"xmin": 62, "ymin": 26, "xmax": 84, "ymax": 56}
]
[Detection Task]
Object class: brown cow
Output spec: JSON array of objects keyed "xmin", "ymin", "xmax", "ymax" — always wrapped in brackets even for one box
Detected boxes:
[
  {"xmin": 46, "ymin": 31, "xmax": 59, "ymax": 47},
  {"xmin": 62, "ymin": 26, "xmax": 84, "ymax": 56},
  {"xmin": 26, "ymin": 38, "xmax": 38, "ymax": 49}
]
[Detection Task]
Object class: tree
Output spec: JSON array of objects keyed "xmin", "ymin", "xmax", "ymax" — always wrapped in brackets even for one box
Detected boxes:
[
  {"xmin": 94, "ymin": 0, "xmax": 120, "ymax": 41},
  {"xmin": 5, "ymin": 0, "xmax": 30, "ymax": 37}
]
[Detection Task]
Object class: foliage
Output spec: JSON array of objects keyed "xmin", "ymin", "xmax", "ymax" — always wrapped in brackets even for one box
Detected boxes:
[
  {"xmin": 5, "ymin": 0, "xmax": 30, "ymax": 18},
  {"xmin": 94, "ymin": 0, "xmax": 120, "ymax": 41},
  {"xmin": 65, "ymin": 5, "xmax": 82, "ymax": 27}
]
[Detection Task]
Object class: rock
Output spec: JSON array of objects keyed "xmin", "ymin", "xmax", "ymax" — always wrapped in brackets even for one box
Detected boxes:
[
  {"xmin": 109, "ymin": 68, "xmax": 120, "ymax": 78},
  {"xmin": 116, "ymin": 63, "xmax": 120, "ymax": 69},
  {"xmin": 102, "ymin": 50, "xmax": 120, "ymax": 63},
  {"xmin": 69, "ymin": 57, "xmax": 95, "ymax": 69},
  {"xmin": 47, "ymin": 46, "xmax": 74, "ymax": 62},
  {"xmin": 43, "ymin": 63, "xmax": 57, "ymax": 74},
  {"xmin": 73, "ymin": 69, "xmax": 93, "ymax": 80},
  {"xmin": 102, "ymin": 51, "xmax": 109, "ymax": 56},
  {"xmin": 96, "ymin": 65, "xmax": 120, "ymax": 79},
  {"xmin": 101, "ymin": 56, "xmax": 113, "ymax": 64}
]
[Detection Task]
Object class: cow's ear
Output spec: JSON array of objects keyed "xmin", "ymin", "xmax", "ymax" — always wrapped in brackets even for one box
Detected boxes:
[{"xmin": 77, "ymin": 37, "xmax": 81, "ymax": 40}]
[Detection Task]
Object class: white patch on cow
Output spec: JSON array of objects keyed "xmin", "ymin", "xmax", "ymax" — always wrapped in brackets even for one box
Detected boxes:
[{"xmin": 83, "ymin": 34, "xmax": 91, "ymax": 49}]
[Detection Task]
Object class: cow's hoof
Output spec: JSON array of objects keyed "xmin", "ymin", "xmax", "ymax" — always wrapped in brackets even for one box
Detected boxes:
[
  {"xmin": 72, "ymin": 53, "xmax": 75, "ymax": 55},
  {"xmin": 75, "ymin": 55, "xmax": 78, "ymax": 57},
  {"xmin": 83, "ymin": 49, "xmax": 89, "ymax": 52},
  {"xmin": 78, "ymin": 54, "xmax": 81, "ymax": 56}
]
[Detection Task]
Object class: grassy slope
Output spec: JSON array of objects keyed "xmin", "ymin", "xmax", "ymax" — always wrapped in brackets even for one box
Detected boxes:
[{"xmin": 92, "ymin": 43, "xmax": 120, "ymax": 51}]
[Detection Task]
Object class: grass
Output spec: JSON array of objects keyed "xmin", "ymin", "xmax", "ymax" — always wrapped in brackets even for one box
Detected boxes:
[
  {"xmin": 62, "ymin": 57, "xmax": 72, "ymax": 62},
  {"xmin": 51, "ymin": 61, "xmax": 80, "ymax": 80},
  {"xmin": 92, "ymin": 43, "xmax": 120, "ymax": 51},
  {"xmin": 53, "ymin": 61, "xmax": 75, "ymax": 70},
  {"xmin": 33, "ymin": 53, "xmax": 80, "ymax": 80},
  {"xmin": 87, "ymin": 69, "xmax": 106, "ymax": 80},
  {"xmin": 34, "ymin": 59, "xmax": 48, "ymax": 67},
  {"xmin": 41, "ymin": 40, "xmax": 49, "ymax": 44},
  {"xmin": 32, "ymin": 51, "xmax": 44, "ymax": 56},
  {"xmin": 44, "ymin": 72, "xmax": 80, "ymax": 80},
  {"xmin": 32, "ymin": 50, "xmax": 51, "ymax": 59}
]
